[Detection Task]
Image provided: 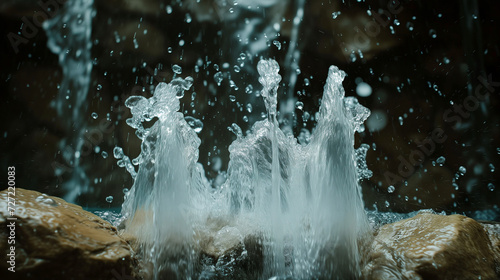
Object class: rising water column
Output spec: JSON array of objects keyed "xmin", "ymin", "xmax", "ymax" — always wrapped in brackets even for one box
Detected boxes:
[{"xmin": 43, "ymin": 0, "xmax": 94, "ymax": 202}]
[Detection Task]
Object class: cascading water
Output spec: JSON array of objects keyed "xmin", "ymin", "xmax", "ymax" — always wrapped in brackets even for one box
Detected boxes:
[
  {"xmin": 118, "ymin": 58, "xmax": 371, "ymax": 279},
  {"xmin": 43, "ymin": 0, "xmax": 94, "ymax": 203}
]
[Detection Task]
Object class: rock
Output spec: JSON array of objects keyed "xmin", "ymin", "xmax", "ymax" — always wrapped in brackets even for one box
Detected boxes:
[
  {"xmin": 0, "ymin": 188, "xmax": 137, "ymax": 280},
  {"xmin": 362, "ymin": 212, "xmax": 500, "ymax": 280}
]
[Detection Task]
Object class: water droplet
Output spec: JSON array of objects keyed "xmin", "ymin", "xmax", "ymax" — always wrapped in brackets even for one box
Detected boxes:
[
  {"xmin": 172, "ymin": 64, "xmax": 182, "ymax": 74},
  {"xmin": 302, "ymin": 111, "xmax": 310, "ymax": 122},
  {"xmin": 388, "ymin": 185, "xmax": 395, "ymax": 193},
  {"xmin": 489, "ymin": 163, "xmax": 495, "ymax": 172},
  {"xmin": 459, "ymin": 166, "xmax": 467, "ymax": 175},
  {"xmin": 166, "ymin": 5, "xmax": 172, "ymax": 14},
  {"xmin": 273, "ymin": 40, "xmax": 281, "ymax": 50},
  {"xmin": 304, "ymin": 78, "xmax": 310, "ymax": 86},
  {"xmin": 214, "ymin": 72, "xmax": 223, "ymax": 86},
  {"xmin": 488, "ymin": 183, "xmax": 495, "ymax": 191},
  {"xmin": 227, "ymin": 123, "xmax": 242, "ymax": 137},
  {"xmin": 429, "ymin": 29, "xmax": 437, "ymax": 38},
  {"xmin": 91, "ymin": 112, "xmax": 98, "ymax": 119},
  {"xmin": 356, "ymin": 82, "xmax": 372, "ymax": 97},
  {"xmin": 101, "ymin": 151, "xmax": 108, "ymax": 159},
  {"xmin": 406, "ymin": 22, "xmax": 414, "ymax": 31},
  {"xmin": 184, "ymin": 116, "xmax": 203, "ymax": 133},
  {"xmin": 385, "ymin": 201, "xmax": 390, "ymax": 207},
  {"xmin": 332, "ymin": 11, "xmax": 341, "ymax": 19},
  {"xmin": 436, "ymin": 156, "xmax": 446, "ymax": 166},
  {"xmin": 133, "ymin": 38, "xmax": 139, "ymax": 49},
  {"xmin": 398, "ymin": 116, "xmax": 404, "ymax": 126},
  {"xmin": 295, "ymin": 101, "xmax": 304, "ymax": 110},
  {"xmin": 185, "ymin": 13, "xmax": 192, "ymax": 23},
  {"xmin": 234, "ymin": 65, "xmax": 240, "ymax": 72},
  {"xmin": 123, "ymin": 188, "xmax": 129, "ymax": 194},
  {"xmin": 443, "ymin": 57, "xmax": 450, "ymax": 64},
  {"xmin": 394, "ymin": 19, "xmax": 400, "ymax": 26},
  {"xmin": 113, "ymin": 147, "xmax": 124, "ymax": 159},
  {"xmin": 105, "ymin": 196, "xmax": 113, "ymax": 203},
  {"xmin": 246, "ymin": 103, "xmax": 253, "ymax": 113},
  {"xmin": 229, "ymin": 95, "xmax": 236, "ymax": 102},
  {"xmin": 245, "ymin": 84, "xmax": 253, "ymax": 94},
  {"xmin": 167, "ymin": 47, "xmax": 173, "ymax": 53}
]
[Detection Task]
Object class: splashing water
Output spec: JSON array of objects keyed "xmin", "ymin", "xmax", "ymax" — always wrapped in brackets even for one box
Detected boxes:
[
  {"xmin": 120, "ymin": 59, "xmax": 371, "ymax": 279},
  {"xmin": 43, "ymin": 0, "xmax": 94, "ymax": 202}
]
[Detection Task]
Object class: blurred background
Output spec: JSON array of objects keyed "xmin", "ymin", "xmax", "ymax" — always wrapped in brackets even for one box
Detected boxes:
[{"xmin": 0, "ymin": 0, "xmax": 499, "ymax": 217}]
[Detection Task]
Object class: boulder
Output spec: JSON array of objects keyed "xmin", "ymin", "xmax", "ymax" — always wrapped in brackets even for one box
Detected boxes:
[
  {"xmin": 0, "ymin": 188, "xmax": 137, "ymax": 280},
  {"xmin": 362, "ymin": 212, "xmax": 500, "ymax": 280}
]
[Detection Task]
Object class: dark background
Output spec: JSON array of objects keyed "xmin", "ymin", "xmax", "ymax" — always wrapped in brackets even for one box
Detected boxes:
[{"xmin": 0, "ymin": 0, "xmax": 499, "ymax": 216}]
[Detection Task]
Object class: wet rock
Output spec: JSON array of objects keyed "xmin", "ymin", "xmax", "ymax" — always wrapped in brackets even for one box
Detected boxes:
[
  {"xmin": 362, "ymin": 212, "xmax": 499, "ymax": 280},
  {"xmin": 0, "ymin": 188, "xmax": 137, "ymax": 280},
  {"xmin": 195, "ymin": 219, "xmax": 264, "ymax": 280}
]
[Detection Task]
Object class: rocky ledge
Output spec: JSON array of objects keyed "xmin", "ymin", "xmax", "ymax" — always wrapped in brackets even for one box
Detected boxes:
[
  {"xmin": 0, "ymin": 188, "xmax": 137, "ymax": 280},
  {"xmin": 0, "ymin": 188, "xmax": 499, "ymax": 279}
]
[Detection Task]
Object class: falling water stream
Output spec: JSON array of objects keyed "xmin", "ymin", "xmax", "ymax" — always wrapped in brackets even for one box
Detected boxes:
[{"xmin": 43, "ymin": 0, "xmax": 94, "ymax": 203}]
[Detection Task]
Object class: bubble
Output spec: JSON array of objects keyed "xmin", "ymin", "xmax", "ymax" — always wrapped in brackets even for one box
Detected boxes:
[
  {"xmin": 91, "ymin": 112, "xmax": 98, "ymax": 119},
  {"xmin": 105, "ymin": 196, "xmax": 113, "ymax": 203},
  {"xmin": 388, "ymin": 185, "xmax": 395, "ymax": 193},
  {"xmin": 101, "ymin": 151, "xmax": 108, "ymax": 159}
]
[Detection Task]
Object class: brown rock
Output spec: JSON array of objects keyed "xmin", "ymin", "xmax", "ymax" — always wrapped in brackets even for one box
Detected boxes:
[
  {"xmin": 362, "ymin": 213, "xmax": 499, "ymax": 280},
  {"xmin": 0, "ymin": 188, "xmax": 137, "ymax": 280}
]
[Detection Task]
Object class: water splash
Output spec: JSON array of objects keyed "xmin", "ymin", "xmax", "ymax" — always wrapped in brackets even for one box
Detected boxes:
[
  {"xmin": 120, "ymin": 59, "xmax": 371, "ymax": 279},
  {"xmin": 43, "ymin": 0, "xmax": 94, "ymax": 203}
]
